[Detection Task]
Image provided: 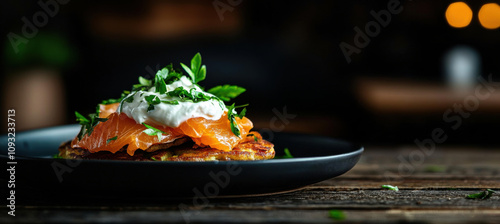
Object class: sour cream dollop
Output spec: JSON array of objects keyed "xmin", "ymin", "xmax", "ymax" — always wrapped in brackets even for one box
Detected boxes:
[{"xmin": 120, "ymin": 76, "xmax": 225, "ymax": 127}]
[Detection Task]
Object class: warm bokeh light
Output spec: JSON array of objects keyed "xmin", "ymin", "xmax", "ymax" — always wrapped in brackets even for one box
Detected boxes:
[
  {"xmin": 478, "ymin": 3, "xmax": 500, "ymax": 29},
  {"xmin": 445, "ymin": 2, "xmax": 473, "ymax": 28}
]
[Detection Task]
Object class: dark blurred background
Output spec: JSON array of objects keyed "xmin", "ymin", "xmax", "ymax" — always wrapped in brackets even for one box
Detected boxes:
[{"xmin": 2, "ymin": 0, "xmax": 500, "ymax": 146}]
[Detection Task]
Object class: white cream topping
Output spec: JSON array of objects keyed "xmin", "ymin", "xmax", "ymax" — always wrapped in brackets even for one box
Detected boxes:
[{"xmin": 120, "ymin": 76, "xmax": 225, "ymax": 127}]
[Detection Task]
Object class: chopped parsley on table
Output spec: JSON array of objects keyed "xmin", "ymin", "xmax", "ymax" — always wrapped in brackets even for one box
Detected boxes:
[
  {"xmin": 381, "ymin": 185, "xmax": 399, "ymax": 191},
  {"xmin": 328, "ymin": 210, "xmax": 346, "ymax": 221},
  {"xmin": 466, "ymin": 189, "xmax": 495, "ymax": 199}
]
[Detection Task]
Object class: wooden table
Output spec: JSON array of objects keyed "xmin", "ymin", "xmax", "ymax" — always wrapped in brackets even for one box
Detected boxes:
[{"xmin": 2, "ymin": 146, "xmax": 499, "ymax": 223}]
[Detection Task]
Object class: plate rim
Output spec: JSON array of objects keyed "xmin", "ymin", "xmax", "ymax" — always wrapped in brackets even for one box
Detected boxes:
[{"xmin": 2, "ymin": 125, "xmax": 364, "ymax": 165}]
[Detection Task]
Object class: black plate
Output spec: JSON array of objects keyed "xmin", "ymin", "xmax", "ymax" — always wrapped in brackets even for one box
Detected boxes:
[{"xmin": 1, "ymin": 125, "xmax": 363, "ymax": 200}]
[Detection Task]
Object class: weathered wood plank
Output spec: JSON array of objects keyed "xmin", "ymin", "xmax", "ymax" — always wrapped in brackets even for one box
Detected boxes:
[
  {"xmin": 314, "ymin": 177, "xmax": 500, "ymax": 189},
  {"xmin": 2, "ymin": 209, "xmax": 500, "ymax": 224},
  {"xmin": 339, "ymin": 147, "xmax": 500, "ymax": 180},
  {"xmin": 201, "ymin": 189, "xmax": 500, "ymax": 210},
  {"xmin": 6, "ymin": 188, "xmax": 498, "ymax": 210}
]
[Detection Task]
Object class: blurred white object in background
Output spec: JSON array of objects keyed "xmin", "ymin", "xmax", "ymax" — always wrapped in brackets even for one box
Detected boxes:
[{"xmin": 444, "ymin": 45, "xmax": 481, "ymax": 92}]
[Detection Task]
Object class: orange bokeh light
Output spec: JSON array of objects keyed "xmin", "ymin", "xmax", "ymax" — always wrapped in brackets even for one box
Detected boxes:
[
  {"xmin": 445, "ymin": 2, "xmax": 473, "ymax": 28},
  {"xmin": 478, "ymin": 3, "xmax": 500, "ymax": 29}
]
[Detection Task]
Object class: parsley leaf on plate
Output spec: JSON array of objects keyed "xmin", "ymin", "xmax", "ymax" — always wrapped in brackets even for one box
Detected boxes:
[
  {"xmin": 282, "ymin": 148, "xmax": 293, "ymax": 158},
  {"xmin": 274, "ymin": 148, "xmax": 293, "ymax": 159}
]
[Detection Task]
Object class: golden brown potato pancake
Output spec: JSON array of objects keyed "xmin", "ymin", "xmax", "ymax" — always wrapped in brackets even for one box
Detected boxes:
[{"xmin": 58, "ymin": 133, "xmax": 275, "ymax": 161}]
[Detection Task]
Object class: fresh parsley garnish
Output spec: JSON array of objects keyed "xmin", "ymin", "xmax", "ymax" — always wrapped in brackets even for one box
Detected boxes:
[
  {"xmin": 466, "ymin": 189, "xmax": 495, "ymax": 199},
  {"xmin": 207, "ymin": 85, "xmax": 246, "ymax": 102},
  {"xmin": 163, "ymin": 64, "xmax": 184, "ymax": 84},
  {"xmin": 101, "ymin": 91, "xmax": 130, "ymax": 105},
  {"xmin": 145, "ymin": 95, "xmax": 161, "ymax": 111},
  {"xmin": 328, "ymin": 210, "xmax": 346, "ymax": 221},
  {"xmin": 282, "ymin": 148, "xmax": 293, "ymax": 158},
  {"xmin": 163, "ymin": 100, "xmax": 179, "ymax": 105},
  {"xmin": 132, "ymin": 76, "xmax": 153, "ymax": 91},
  {"xmin": 78, "ymin": 53, "xmax": 250, "ymax": 143},
  {"xmin": 381, "ymin": 185, "xmax": 399, "ymax": 191},
  {"xmin": 164, "ymin": 87, "xmax": 223, "ymax": 106},
  {"xmin": 142, "ymin": 123, "xmax": 166, "ymax": 141},
  {"xmin": 167, "ymin": 87, "xmax": 205, "ymax": 102},
  {"xmin": 154, "ymin": 69, "xmax": 168, "ymax": 94},
  {"xmin": 247, "ymin": 133, "xmax": 259, "ymax": 142},
  {"xmin": 106, "ymin": 136, "xmax": 118, "ymax": 144},
  {"xmin": 274, "ymin": 148, "xmax": 293, "ymax": 159},
  {"xmin": 180, "ymin": 52, "xmax": 206, "ymax": 84},
  {"xmin": 226, "ymin": 103, "xmax": 248, "ymax": 137},
  {"xmin": 118, "ymin": 91, "xmax": 137, "ymax": 113},
  {"xmin": 75, "ymin": 111, "xmax": 108, "ymax": 140}
]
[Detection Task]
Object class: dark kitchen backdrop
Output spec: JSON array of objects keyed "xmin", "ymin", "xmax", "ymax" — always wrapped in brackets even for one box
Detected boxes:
[{"xmin": 2, "ymin": 0, "xmax": 500, "ymax": 146}]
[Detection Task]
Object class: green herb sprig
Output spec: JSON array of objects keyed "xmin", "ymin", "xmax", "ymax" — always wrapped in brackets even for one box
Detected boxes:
[
  {"xmin": 132, "ymin": 77, "xmax": 153, "ymax": 91},
  {"xmin": 79, "ymin": 53, "xmax": 248, "ymax": 140},
  {"xmin": 466, "ymin": 189, "xmax": 495, "ymax": 199},
  {"xmin": 208, "ymin": 85, "xmax": 246, "ymax": 102},
  {"xmin": 142, "ymin": 123, "xmax": 166, "ymax": 141},
  {"xmin": 75, "ymin": 111, "xmax": 108, "ymax": 140},
  {"xmin": 226, "ymin": 103, "xmax": 248, "ymax": 137},
  {"xmin": 328, "ymin": 210, "xmax": 346, "ymax": 221},
  {"xmin": 247, "ymin": 133, "xmax": 259, "ymax": 142},
  {"xmin": 381, "ymin": 185, "xmax": 399, "ymax": 191},
  {"xmin": 274, "ymin": 148, "xmax": 293, "ymax": 159},
  {"xmin": 106, "ymin": 136, "xmax": 118, "ymax": 144},
  {"xmin": 180, "ymin": 53, "xmax": 206, "ymax": 84}
]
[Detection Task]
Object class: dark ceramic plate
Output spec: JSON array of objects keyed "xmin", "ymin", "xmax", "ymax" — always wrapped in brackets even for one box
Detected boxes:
[{"xmin": 1, "ymin": 125, "xmax": 363, "ymax": 199}]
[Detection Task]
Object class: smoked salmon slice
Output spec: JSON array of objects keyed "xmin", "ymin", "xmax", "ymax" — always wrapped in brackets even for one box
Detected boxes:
[
  {"xmin": 72, "ymin": 108, "xmax": 253, "ymax": 156},
  {"xmin": 99, "ymin": 103, "xmax": 120, "ymax": 118},
  {"xmin": 71, "ymin": 112, "xmax": 183, "ymax": 156},
  {"xmin": 178, "ymin": 113, "xmax": 252, "ymax": 151}
]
